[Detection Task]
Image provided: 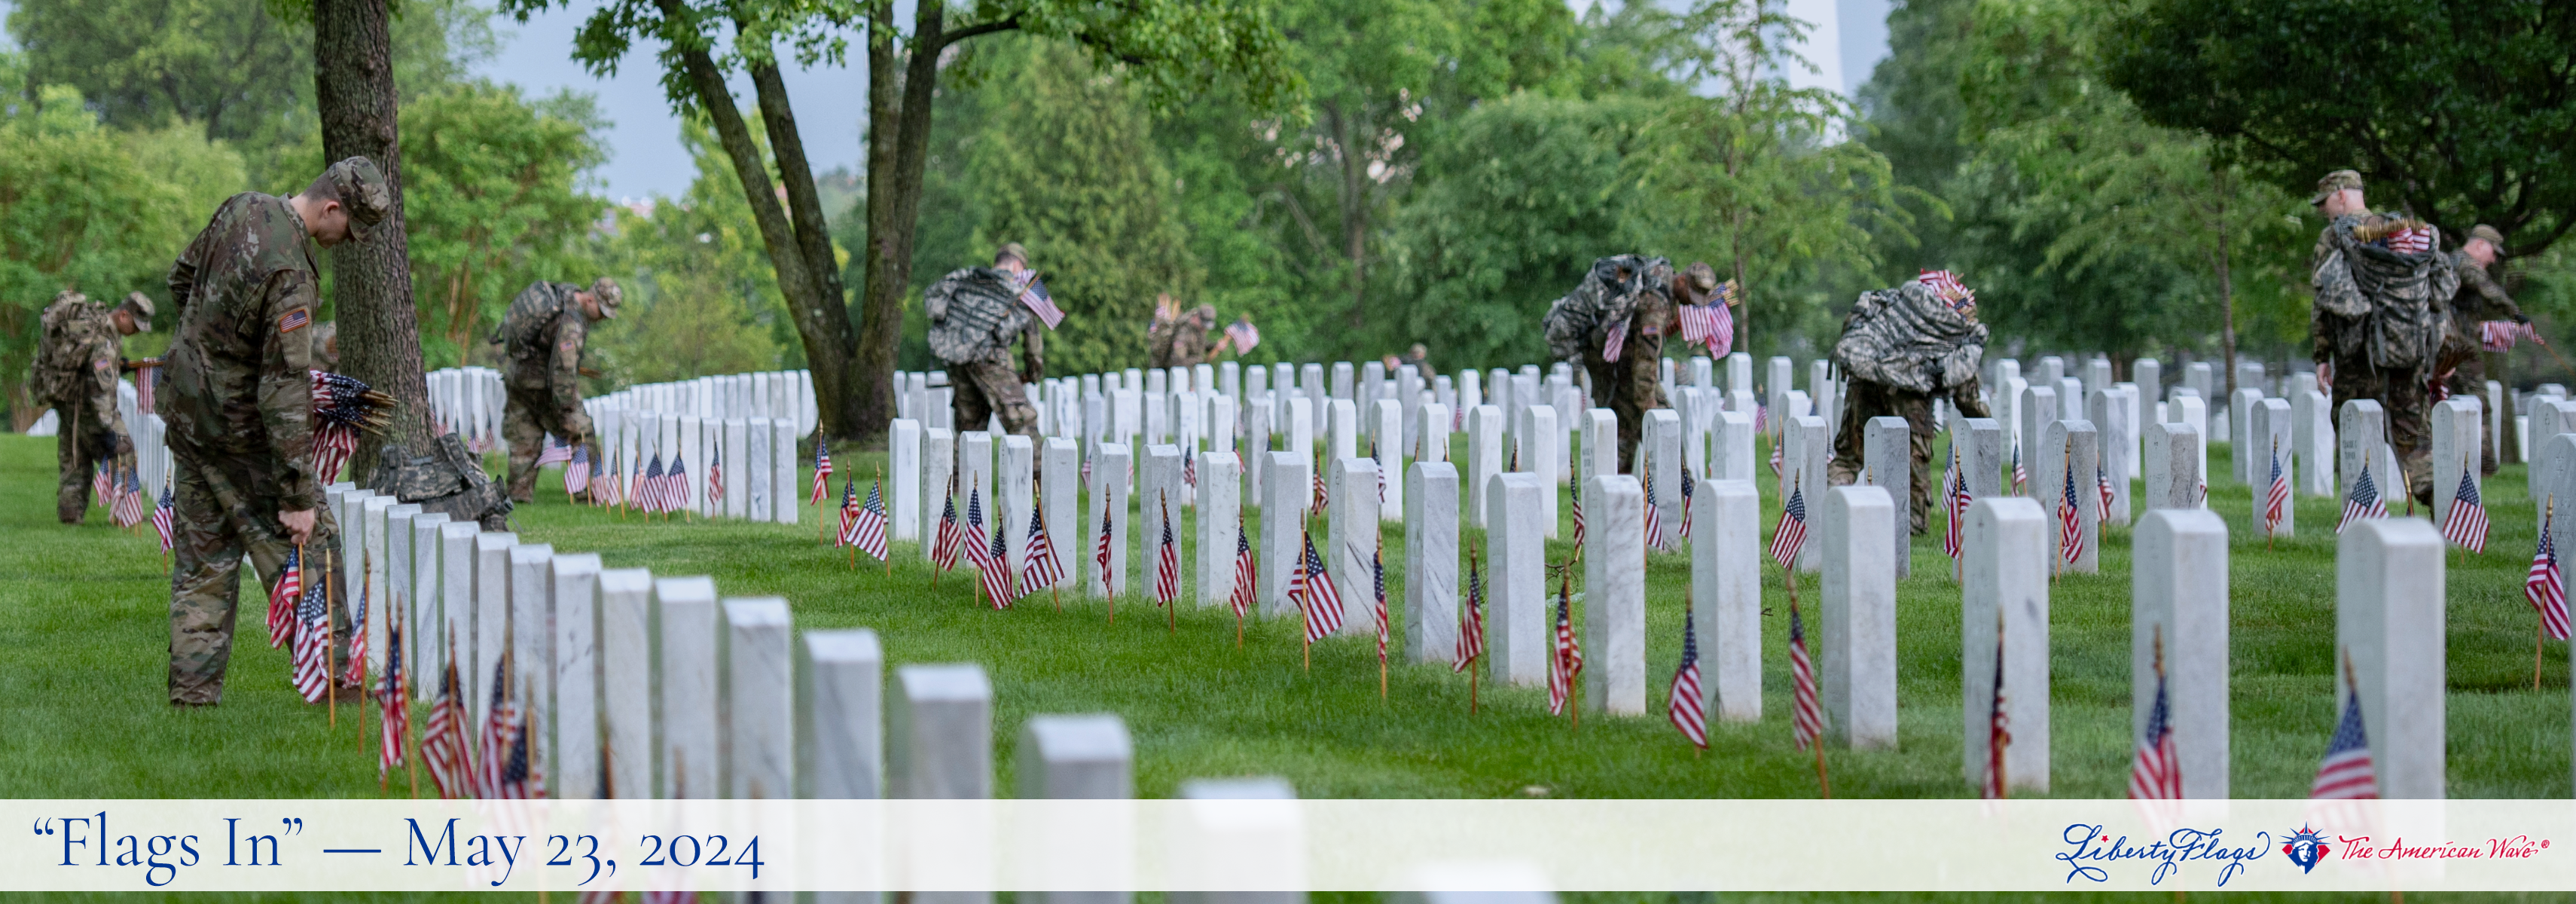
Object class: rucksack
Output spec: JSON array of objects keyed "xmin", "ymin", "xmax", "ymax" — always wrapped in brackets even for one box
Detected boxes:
[{"xmin": 1542, "ymin": 255, "xmax": 1660, "ymax": 361}]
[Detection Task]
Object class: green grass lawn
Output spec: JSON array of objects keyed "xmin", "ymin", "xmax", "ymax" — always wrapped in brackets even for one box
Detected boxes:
[{"xmin": 6, "ymin": 430, "xmax": 2567, "ymax": 805}]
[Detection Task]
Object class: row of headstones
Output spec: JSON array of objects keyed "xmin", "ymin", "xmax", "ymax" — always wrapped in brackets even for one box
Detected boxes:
[
  {"xmin": 27, "ymin": 377, "xmax": 176, "ymax": 497},
  {"xmin": 426, "ymin": 367, "xmax": 507, "ymax": 452},
  {"xmin": 321, "ymin": 480, "xmax": 1357, "ymax": 902},
  {"xmin": 582, "ymin": 408, "xmax": 804, "ymax": 522},
  {"xmin": 585, "ymin": 369, "xmax": 822, "ymax": 438}
]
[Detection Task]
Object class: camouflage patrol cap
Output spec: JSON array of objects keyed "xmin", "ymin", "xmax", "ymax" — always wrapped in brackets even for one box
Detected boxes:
[
  {"xmin": 1683, "ymin": 261, "xmax": 1719, "ymax": 294},
  {"xmin": 2470, "ymin": 224, "xmax": 2505, "ymax": 247},
  {"xmin": 996, "ymin": 242, "xmax": 1030, "ymax": 266},
  {"xmin": 120, "ymin": 292, "xmax": 154, "ymax": 331},
  {"xmin": 322, "ymin": 157, "xmax": 393, "ymax": 242},
  {"xmin": 589, "ymin": 277, "xmax": 622, "ymax": 319},
  {"xmin": 2310, "ymin": 169, "xmax": 2364, "ymax": 206}
]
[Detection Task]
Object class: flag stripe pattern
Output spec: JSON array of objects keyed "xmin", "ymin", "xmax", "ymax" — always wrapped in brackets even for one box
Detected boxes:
[
  {"xmin": 2528, "ymin": 510, "xmax": 2570, "ymax": 641},
  {"xmin": 380, "ymin": 621, "xmax": 408, "ymax": 777},
  {"xmin": 267, "ymin": 548, "xmax": 302, "ymax": 649},
  {"xmin": 1668, "ymin": 609, "xmax": 1708, "ymax": 749},
  {"xmin": 2265, "ymin": 441, "xmax": 2290, "ymax": 535},
  {"xmin": 290, "ymin": 570, "xmax": 331, "ymax": 703},
  {"xmin": 1546, "ymin": 589, "xmax": 1583, "ymax": 716},
  {"xmin": 1153, "ymin": 496, "xmax": 1180, "ymax": 606},
  {"xmin": 935, "ymin": 488, "xmax": 964, "ymax": 571},
  {"xmin": 810, "ymin": 439, "xmax": 834, "ymax": 505},
  {"xmin": 564, "ymin": 443, "xmax": 591, "ymax": 497},
  {"xmin": 1301, "ymin": 531, "xmax": 1343, "ymax": 643},
  {"xmin": 422, "ymin": 649, "xmax": 474, "ymax": 799},
  {"xmin": 1454, "ymin": 557, "xmax": 1485, "ymax": 673},
  {"xmin": 2339, "ymin": 464, "xmax": 2388, "ymax": 533},
  {"xmin": 1228, "ymin": 518, "xmax": 1258, "ymax": 618},
  {"xmin": 2059, "ymin": 461, "xmax": 2084, "ymax": 564},
  {"xmin": 1769, "ymin": 481, "xmax": 1808, "ymax": 570},
  {"xmin": 1943, "ymin": 448, "xmax": 1970, "ymax": 560},
  {"xmin": 1984, "ymin": 635, "xmax": 2011, "ymax": 799},
  {"xmin": 1790, "ymin": 603, "xmax": 1823, "ymax": 750},
  {"xmin": 2443, "ymin": 466, "xmax": 2489, "ymax": 554},
  {"xmin": 2311, "ymin": 686, "xmax": 2379, "ymax": 799},
  {"xmin": 1022, "ymin": 503, "xmax": 1066, "ymax": 593},
  {"xmin": 2128, "ymin": 662, "xmax": 2181, "ymax": 800},
  {"xmin": 1643, "ymin": 466, "xmax": 1668, "ymax": 551},
  {"xmin": 152, "ymin": 481, "xmax": 175, "ymax": 551}
]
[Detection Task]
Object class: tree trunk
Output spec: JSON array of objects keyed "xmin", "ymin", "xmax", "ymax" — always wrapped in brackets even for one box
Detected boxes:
[
  {"xmin": 2211, "ymin": 166, "xmax": 2239, "ymax": 400},
  {"xmin": 653, "ymin": 0, "xmax": 835, "ymax": 441},
  {"xmin": 743, "ymin": 45, "xmax": 862, "ymax": 444},
  {"xmin": 1325, "ymin": 102, "xmax": 1369, "ymax": 330},
  {"xmin": 314, "ymin": 0, "xmax": 431, "ymax": 479}
]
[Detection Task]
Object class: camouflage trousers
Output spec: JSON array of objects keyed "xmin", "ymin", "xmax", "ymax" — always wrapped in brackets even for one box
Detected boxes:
[
  {"xmin": 947, "ymin": 358, "xmax": 1039, "ymax": 438},
  {"xmin": 2330, "ymin": 356, "xmax": 2434, "ymax": 506},
  {"xmin": 2436, "ymin": 350, "xmax": 2498, "ymax": 475},
  {"xmin": 1827, "ymin": 379, "xmax": 1937, "ymax": 534},
  {"xmin": 169, "ymin": 454, "xmax": 347, "ymax": 705},
  {"xmin": 1583, "ymin": 345, "xmax": 1668, "ymax": 474},
  {"xmin": 504, "ymin": 386, "xmax": 591, "ymax": 502},
  {"xmin": 53, "ymin": 399, "xmax": 129, "ymax": 524}
]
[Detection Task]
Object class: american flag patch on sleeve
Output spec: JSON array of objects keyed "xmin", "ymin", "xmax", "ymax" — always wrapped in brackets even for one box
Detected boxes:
[{"xmin": 279, "ymin": 308, "xmax": 310, "ymax": 334}]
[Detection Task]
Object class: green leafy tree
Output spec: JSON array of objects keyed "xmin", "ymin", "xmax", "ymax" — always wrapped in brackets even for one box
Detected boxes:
[
  {"xmin": 0, "ymin": 62, "xmax": 246, "ymax": 426},
  {"xmin": 401, "ymin": 81, "xmax": 610, "ymax": 368},
  {"xmin": 2106, "ymin": 0, "xmax": 2576, "ymax": 258},
  {"xmin": 505, "ymin": 0, "xmax": 1299, "ymax": 444},
  {"xmin": 961, "ymin": 38, "xmax": 1198, "ymax": 377}
]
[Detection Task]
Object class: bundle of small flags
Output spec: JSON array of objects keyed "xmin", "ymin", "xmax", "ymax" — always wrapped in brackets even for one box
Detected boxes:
[
  {"xmin": 1676, "ymin": 285, "xmax": 1735, "ymax": 357},
  {"xmin": 92, "ymin": 463, "xmax": 114, "ymax": 508},
  {"xmin": 2482, "ymin": 319, "xmax": 2544, "ymax": 353},
  {"xmin": 2376, "ymin": 222, "xmax": 2436, "ymax": 255},
  {"xmin": 310, "ymin": 370, "xmax": 395, "ymax": 484},
  {"xmin": 1917, "ymin": 269, "xmax": 1975, "ymax": 309}
]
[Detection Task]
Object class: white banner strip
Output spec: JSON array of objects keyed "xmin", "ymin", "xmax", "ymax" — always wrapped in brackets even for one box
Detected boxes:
[{"xmin": 3, "ymin": 799, "xmax": 2567, "ymax": 892}]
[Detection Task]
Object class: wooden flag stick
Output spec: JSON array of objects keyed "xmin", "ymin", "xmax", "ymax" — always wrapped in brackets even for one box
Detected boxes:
[
  {"xmin": 886, "ymin": 466, "xmax": 896, "ymax": 579},
  {"xmin": 325, "ymin": 547, "xmax": 337, "ymax": 730},
  {"xmin": 1813, "ymin": 731, "xmax": 1831, "ymax": 799}
]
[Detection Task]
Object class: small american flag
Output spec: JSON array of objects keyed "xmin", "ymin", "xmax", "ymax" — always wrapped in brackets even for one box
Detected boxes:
[
  {"xmin": 1942, "ymin": 447, "xmax": 1968, "ymax": 560},
  {"xmin": 835, "ymin": 481, "xmax": 859, "ymax": 548},
  {"xmin": 345, "ymin": 554, "xmax": 370, "ymax": 686},
  {"xmin": 1021, "ymin": 502, "xmax": 1064, "ymax": 593},
  {"xmin": 2097, "ymin": 463, "xmax": 2114, "ymax": 526},
  {"xmin": 488, "ymin": 699, "xmax": 533, "ymax": 800},
  {"xmin": 2011, "ymin": 444, "xmax": 2027, "ymax": 493},
  {"xmin": 1570, "ymin": 490, "xmax": 1587, "ymax": 548},
  {"xmin": 934, "ymin": 483, "xmax": 963, "ymax": 572},
  {"xmin": 1152, "ymin": 496, "xmax": 1180, "ymax": 606},
  {"xmin": 1769, "ymin": 480, "xmax": 1808, "ymax": 570},
  {"xmin": 810, "ymin": 438, "xmax": 834, "ymax": 505},
  {"xmin": 2311, "ymin": 664, "xmax": 2378, "ymax": 800},
  {"xmin": 1015, "ymin": 270, "xmax": 1064, "ymax": 329},
  {"xmin": 290, "ymin": 570, "xmax": 331, "ymax": 703},
  {"xmin": 1372, "ymin": 540, "xmax": 1390, "ymax": 667},
  {"xmin": 111, "ymin": 469, "xmax": 145, "ymax": 527},
  {"xmin": 2339, "ymin": 463, "xmax": 2388, "ymax": 532},
  {"xmin": 1982, "ymin": 627, "xmax": 2011, "ymax": 799},
  {"xmin": 1313, "ymin": 466, "xmax": 1329, "ymax": 514},
  {"xmin": 706, "ymin": 444, "xmax": 723, "ymax": 504},
  {"xmin": 2443, "ymin": 465, "xmax": 2488, "ymax": 553},
  {"xmin": 267, "ymin": 547, "xmax": 302, "ymax": 649},
  {"xmin": 665, "ymin": 453, "xmax": 692, "ymax": 512},
  {"xmin": 983, "ymin": 500, "xmax": 1014, "ymax": 609},
  {"xmin": 1301, "ymin": 530, "xmax": 1343, "ymax": 643},
  {"xmin": 1768, "ymin": 434, "xmax": 1782, "ymax": 477},
  {"xmin": 535, "ymin": 434, "xmax": 575, "ymax": 467},
  {"xmin": 1679, "ymin": 467, "xmax": 1696, "ymax": 539},
  {"xmin": 1668, "ymin": 609, "xmax": 1707, "ymax": 750},
  {"xmin": 2058, "ymin": 461, "xmax": 2084, "ymax": 565},
  {"xmin": 2529, "ymin": 507, "xmax": 2570, "ymax": 640},
  {"xmin": 596, "ymin": 451, "xmax": 623, "ymax": 508},
  {"xmin": 1546, "ymin": 588, "xmax": 1582, "ymax": 716},
  {"xmin": 1228, "ymin": 516, "xmax": 1257, "ymax": 619},
  {"xmin": 1454, "ymin": 556, "xmax": 1485, "ymax": 673},
  {"xmin": 564, "ymin": 444, "xmax": 590, "ymax": 497},
  {"xmin": 1225, "ymin": 318, "xmax": 1261, "ymax": 354},
  {"xmin": 1601, "ymin": 316, "xmax": 1631, "ymax": 362},
  {"xmin": 1676, "ymin": 296, "xmax": 1734, "ymax": 357},
  {"xmin": 1643, "ymin": 467, "xmax": 1669, "ymax": 551},
  {"xmin": 1093, "ymin": 504, "xmax": 1115, "ymax": 596},
  {"xmin": 1183, "ymin": 446, "xmax": 1198, "ymax": 490},
  {"xmin": 853, "ymin": 479, "xmax": 892, "ymax": 563},
  {"xmin": 2128, "ymin": 633, "xmax": 2181, "ymax": 800},
  {"xmin": 151, "ymin": 481, "xmax": 175, "ymax": 551},
  {"xmin": 308, "ymin": 371, "xmax": 365, "ymax": 484},
  {"xmin": 422, "ymin": 646, "xmax": 475, "ymax": 799},
  {"xmin": 380, "ymin": 620, "xmax": 408, "ymax": 778},
  {"xmin": 1917, "ymin": 269, "xmax": 1975, "ymax": 307},
  {"xmin": 1790, "ymin": 600, "xmax": 1823, "ymax": 750},
  {"xmin": 963, "ymin": 490, "xmax": 1008, "ymax": 606},
  {"xmin": 1755, "ymin": 404, "xmax": 1768, "ymax": 435},
  {"xmin": 2481, "ymin": 319, "xmax": 2541, "ymax": 353},
  {"xmin": 2265, "ymin": 439, "xmax": 2291, "ymax": 536},
  {"xmin": 135, "ymin": 361, "xmax": 157, "ymax": 415},
  {"xmin": 92, "ymin": 464, "xmax": 113, "ymax": 508},
  {"xmin": 638, "ymin": 454, "xmax": 666, "ymax": 514}
]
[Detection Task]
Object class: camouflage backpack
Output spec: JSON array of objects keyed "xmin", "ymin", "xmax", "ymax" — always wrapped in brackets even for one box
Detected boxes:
[
  {"xmin": 1543, "ymin": 255, "xmax": 1664, "ymax": 361},
  {"xmin": 491, "ymin": 282, "xmax": 573, "ymax": 362},
  {"xmin": 366, "ymin": 433, "xmax": 514, "ymax": 530},
  {"xmin": 923, "ymin": 267, "xmax": 1027, "ymax": 364},
  {"xmin": 2315, "ymin": 216, "xmax": 2458, "ymax": 370},
  {"xmin": 30, "ymin": 295, "xmax": 98, "ymax": 407}
]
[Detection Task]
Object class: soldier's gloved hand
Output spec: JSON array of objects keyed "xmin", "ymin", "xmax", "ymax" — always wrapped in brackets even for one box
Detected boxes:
[
  {"xmin": 564, "ymin": 411, "xmax": 594, "ymax": 446},
  {"xmin": 1025, "ymin": 359, "xmax": 1045, "ymax": 383},
  {"xmin": 2516, "ymin": 313, "xmax": 2533, "ymax": 325},
  {"xmin": 115, "ymin": 434, "xmax": 133, "ymax": 457}
]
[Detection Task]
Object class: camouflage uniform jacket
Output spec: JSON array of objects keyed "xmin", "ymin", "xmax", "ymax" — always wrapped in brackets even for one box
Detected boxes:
[
  {"xmin": 2309, "ymin": 214, "xmax": 2458, "ymax": 370},
  {"xmin": 496, "ymin": 280, "xmax": 590, "ymax": 411},
  {"xmin": 926, "ymin": 267, "xmax": 1042, "ymax": 370},
  {"xmin": 1544, "ymin": 255, "xmax": 1666, "ymax": 362},
  {"xmin": 1828, "ymin": 282, "xmax": 1986, "ymax": 395},
  {"xmin": 2439, "ymin": 253, "xmax": 2523, "ymax": 360},
  {"xmin": 31, "ymin": 298, "xmax": 130, "ymax": 440},
  {"xmin": 162, "ymin": 192, "xmax": 323, "ymax": 513}
]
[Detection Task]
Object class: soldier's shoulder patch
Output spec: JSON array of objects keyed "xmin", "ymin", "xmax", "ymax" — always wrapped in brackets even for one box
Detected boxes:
[
  {"xmin": 94, "ymin": 359, "xmax": 115, "ymax": 373},
  {"xmin": 279, "ymin": 307, "xmax": 310, "ymax": 334}
]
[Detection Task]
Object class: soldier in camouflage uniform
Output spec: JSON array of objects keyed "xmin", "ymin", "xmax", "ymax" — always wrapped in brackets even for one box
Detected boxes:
[
  {"xmin": 926, "ymin": 243, "xmax": 1045, "ymax": 437},
  {"xmin": 1825, "ymin": 271, "xmax": 1992, "ymax": 533},
  {"xmin": 2309, "ymin": 170, "xmax": 2456, "ymax": 505},
  {"xmin": 1150, "ymin": 303, "xmax": 1219, "ymax": 370},
  {"xmin": 32, "ymin": 289, "xmax": 151, "ymax": 523},
  {"xmin": 2437, "ymin": 224, "xmax": 2523, "ymax": 475},
  {"xmin": 161, "ymin": 157, "xmax": 389, "ymax": 706},
  {"xmin": 496, "ymin": 276, "xmax": 620, "ymax": 502},
  {"xmin": 1546, "ymin": 254, "xmax": 1677, "ymax": 472}
]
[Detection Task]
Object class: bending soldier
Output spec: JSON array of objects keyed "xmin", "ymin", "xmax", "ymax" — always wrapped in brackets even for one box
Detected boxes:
[
  {"xmin": 926, "ymin": 243, "xmax": 1046, "ymax": 437},
  {"xmin": 162, "ymin": 157, "xmax": 389, "ymax": 706},
  {"xmin": 2309, "ymin": 170, "xmax": 2455, "ymax": 505},
  {"xmin": 33, "ymin": 289, "xmax": 150, "ymax": 523},
  {"xmin": 497, "ymin": 276, "xmax": 620, "ymax": 502},
  {"xmin": 1547, "ymin": 255, "xmax": 1699, "ymax": 471},
  {"xmin": 1826, "ymin": 270, "xmax": 1992, "ymax": 533}
]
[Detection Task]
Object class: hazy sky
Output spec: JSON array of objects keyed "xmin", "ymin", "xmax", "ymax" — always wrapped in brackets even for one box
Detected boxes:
[{"xmin": 2, "ymin": 0, "xmax": 1894, "ymax": 201}]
